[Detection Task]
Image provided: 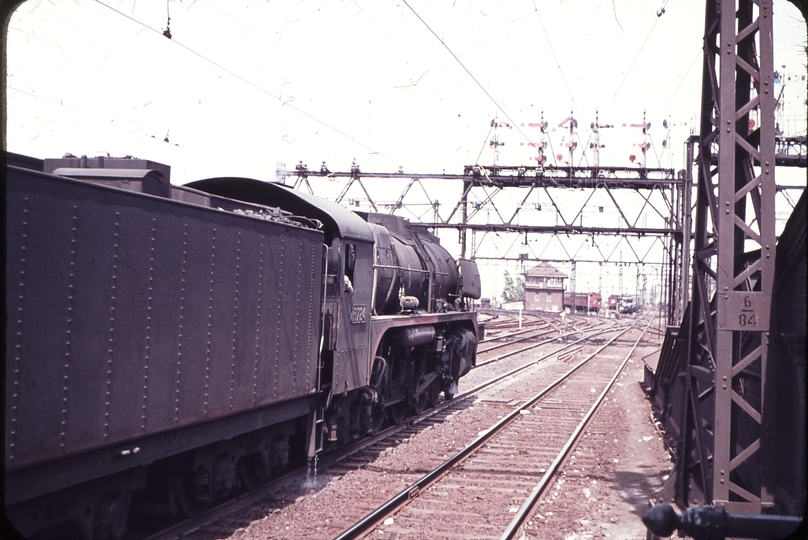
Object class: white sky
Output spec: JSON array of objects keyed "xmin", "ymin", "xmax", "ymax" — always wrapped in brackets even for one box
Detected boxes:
[{"xmin": 6, "ymin": 0, "xmax": 807, "ymax": 300}]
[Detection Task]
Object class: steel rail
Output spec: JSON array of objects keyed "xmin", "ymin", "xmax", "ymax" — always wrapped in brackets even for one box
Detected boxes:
[
  {"xmin": 474, "ymin": 322, "xmax": 614, "ymax": 373},
  {"xmin": 333, "ymin": 322, "xmax": 637, "ymax": 540},
  {"xmin": 474, "ymin": 320, "xmax": 617, "ymax": 369},
  {"xmin": 499, "ymin": 315, "xmax": 654, "ymax": 539},
  {"xmin": 479, "ymin": 322, "xmax": 549, "ymax": 344},
  {"xmin": 478, "ymin": 316, "xmax": 612, "ymax": 353},
  {"xmin": 478, "ymin": 326, "xmax": 557, "ymax": 353}
]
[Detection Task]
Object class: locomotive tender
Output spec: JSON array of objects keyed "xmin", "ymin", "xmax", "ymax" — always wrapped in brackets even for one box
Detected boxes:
[{"xmin": 4, "ymin": 154, "xmax": 480, "ymax": 539}]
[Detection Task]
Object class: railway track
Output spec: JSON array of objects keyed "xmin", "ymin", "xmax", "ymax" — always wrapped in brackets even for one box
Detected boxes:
[
  {"xmin": 152, "ymin": 317, "xmax": 643, "ymax": 540},
  {"xmin": 478, "ymin": 325, "xmax": 556, "ymax": 354},
  {"xmin": 477, "ymin": 318, "xmax": 609, "ymax": 355},
  {"xmin": 479, "ymin": 312, "xmax": 598, "ymax": 342},
  {"xmin": 478, "ymin": 323, "xmax": 549, "ymax": 346},
  {"xmin": 334, "ymin": 318, "xmax": 653, "ymax": 539}
]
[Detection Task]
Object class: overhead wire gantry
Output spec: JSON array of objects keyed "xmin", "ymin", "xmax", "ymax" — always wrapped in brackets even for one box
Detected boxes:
[{"xmin": 279, "ymin": 159, "xmax": 686, "ymax": 321}]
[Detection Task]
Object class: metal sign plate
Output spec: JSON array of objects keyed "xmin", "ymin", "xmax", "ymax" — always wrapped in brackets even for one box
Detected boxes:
[
  {"xmin": 350, "ymin": 305, "xmax": 367, "ymax": 324},
  {"xmin": 717, "ymin": 291, "xmax": 771, "ymax": 331}
]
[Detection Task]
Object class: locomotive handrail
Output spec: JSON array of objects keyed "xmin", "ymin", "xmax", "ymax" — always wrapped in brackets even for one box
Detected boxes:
[
  {"xmin": 371, "ymin": 264, "xmax": 430, "ymax": 273},
  {"xmin": 372, "ymin": 264, "xmax": 452, "ymax": 279}
]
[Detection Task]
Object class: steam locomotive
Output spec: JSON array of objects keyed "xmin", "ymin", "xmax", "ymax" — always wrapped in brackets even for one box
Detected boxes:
[{"xmin": 4, "ymin": 153, "xmax": 480, "ymax": 539}]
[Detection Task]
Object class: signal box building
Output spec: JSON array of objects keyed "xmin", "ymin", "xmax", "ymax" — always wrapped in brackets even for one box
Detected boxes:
[{"xmin": 524, "ymin": 262, "xmax": 567, "ymax": 313}]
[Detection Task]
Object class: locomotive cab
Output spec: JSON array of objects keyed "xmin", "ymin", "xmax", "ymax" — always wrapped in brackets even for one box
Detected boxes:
[{"xmin": 313, "ymin": 207, "xmax": 481, "ymax": 447}]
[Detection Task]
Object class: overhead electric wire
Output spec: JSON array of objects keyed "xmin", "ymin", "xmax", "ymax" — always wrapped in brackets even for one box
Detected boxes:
[
  {"xmin": 660, "ymin": 50, "xmax": 700, "ymax": 117},
  {"xmin": 649, "ymin": 138, "xmax": 662, "ymax": 168},
  {"xmin": 6, "ymin": 86, "xmax": 212, "ymax": 162},
  {"xmin": 400, "ymin": 0, "xmax": 532, "ymax": 145},
  {"xmin": 8, "ymin": 86, "xmax": 112, "ymax": 125},
  {"xmin": 6, "ymin": 27, "xmax": 177, "ymax": 142},
  {"xmin": 529, "ymin": 0, "xmax": 585, "ymax": 167},
  {"xmin": 530, "ymin": 0, "xmax": 579, "ymax": 113},
  {"xmin": 350, "ymin": 0, "xmax": 473, "ymax": 132},
  {"xmin": 606, "ymin": 0, "xmax": 673, "ymax": 112},
  {"xmin": 475, "ymin": 123, "xmax": 494, "ymax": 164},
  {"xmin": 576, "ymin": 131, "xmax": 592, "ymax": 168},
  {"xmin": 189, "ymin": 0, "xmax": 455, "ymax": 156},
  {"xmin": 94, "ymin": 0, "xmax": 402, "ymax": 168}
]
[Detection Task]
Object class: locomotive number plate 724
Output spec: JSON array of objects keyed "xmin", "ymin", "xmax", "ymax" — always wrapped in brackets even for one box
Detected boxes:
[{"xmin": 350, "ymin": 305, "xmax": 367, "ymax": 324}]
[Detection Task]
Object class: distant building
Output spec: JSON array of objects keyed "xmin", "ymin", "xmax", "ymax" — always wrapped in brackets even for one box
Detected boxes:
[{"xmin": 524, "ymin": 262, "xmax": 567, "ymax": 312}]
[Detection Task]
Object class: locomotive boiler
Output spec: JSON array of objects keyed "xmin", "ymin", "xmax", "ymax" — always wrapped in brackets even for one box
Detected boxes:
[{"xmin": 4, "ymin": 153, "xmax": 480, "ymax": 539}]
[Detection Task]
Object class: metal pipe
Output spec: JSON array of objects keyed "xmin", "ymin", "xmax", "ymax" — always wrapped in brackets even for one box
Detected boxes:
[{"xmin": 643, "ymin": 503, "xmax": 802, "ymax": 540}]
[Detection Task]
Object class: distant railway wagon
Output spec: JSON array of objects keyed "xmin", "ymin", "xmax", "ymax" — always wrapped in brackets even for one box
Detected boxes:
[
  {"xmin": 620, "ymin": 298, "xmax": 636, "ymax": 314},
  {"xmin": 607, "ymin": 295, "xmax": 636, "ymax": 314},
  {"xmin": 563, "ymin": 292, "xmax": 601, "ymax": 313}
]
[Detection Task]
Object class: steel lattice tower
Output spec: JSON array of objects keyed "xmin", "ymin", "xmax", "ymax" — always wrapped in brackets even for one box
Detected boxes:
[{"xmin": 683, "ymin": 0, "xmax": 779, "ymax": 513}]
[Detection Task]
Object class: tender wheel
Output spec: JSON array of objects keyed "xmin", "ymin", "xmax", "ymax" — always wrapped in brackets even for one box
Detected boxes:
[
  {"xmin": 173, "ymin": 474, "xmax": 208, "ymax": 518},
  {"xmin": 93, "ymin": 493, "xmax": 130, "ymax": 540},
  {"xmin": 237, "ymin": 453, "xmax": 267, "ymax": 492},
  {"xmin": 387, "ymin": 355, "xmax": 409, "ymax": 424}
]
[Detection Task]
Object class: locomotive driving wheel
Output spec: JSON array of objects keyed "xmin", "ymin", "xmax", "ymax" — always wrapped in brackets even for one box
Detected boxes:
[
  {"xmin": 389, "ymin": 400, "xmax": 408, "ymax": 425},
  {"xmin": 413, "ymin": 375, "xmax": 439, "ymax": 415},
  {"xmin": 387, "ymin": 353, "xmax": 409, "ymax": 424},
  {"xmin": 427, "ymin": 379, "xmax": 440, "ymax": 408}
]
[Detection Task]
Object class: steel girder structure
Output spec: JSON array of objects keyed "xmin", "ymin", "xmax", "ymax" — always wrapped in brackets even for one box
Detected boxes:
[
  {"xmin": 682, "ymin": 132, "xmax": 803, "ymax": 325},
  {"xmin": 772, "ymin": 135, "xmax": 806, "ymax": 167},
  {"xmin": 676, "ymin": 0, "xmax": 778, "ymax": 514},
  {"xmin": 280, "ymin": 162, "xmax": 687, "ymax": 323}
]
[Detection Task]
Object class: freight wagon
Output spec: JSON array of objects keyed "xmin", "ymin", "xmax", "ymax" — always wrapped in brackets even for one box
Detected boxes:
[{"xmin": 563, "ymin": 291, "xmax": 602, "ymax": 313}]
